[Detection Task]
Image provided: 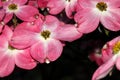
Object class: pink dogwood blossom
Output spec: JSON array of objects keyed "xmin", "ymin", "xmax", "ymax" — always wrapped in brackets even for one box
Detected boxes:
[
  {"xmin": 2, "ymin": 0, "xmax": 39, "ymax": 21},
  {"xmin": 92, "ymin": 36, "xmax": 120, "ymax": 80},
  {"xmin": 47, "ymin": 0, "xmax": 77, "ymax": 18},
  {"xmin": 10, "ymin": 15, "xmax": 82, "ymax": 63},
  {"xmin": 0, "ymin": 26, "xmax": 37, "ymax": 77},
  {"xmin": 75, "ymin": 0, "xmax": 120, "ymax": 33}
]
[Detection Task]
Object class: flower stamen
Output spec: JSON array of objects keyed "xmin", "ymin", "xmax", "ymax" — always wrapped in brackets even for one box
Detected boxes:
[
  {"xmin": 113, "ymin": 41, "xmax": 120, "ymax": 54},
  {"xmin": 41, "ymin": 30, "xmax": 51, "ymax": 40},
  {"xmin": 66, "ymin": 0, "xmax": 71, "ymax": 2},
  {"xmin": 8, "ymin": 45, "xmax": 15, "ymax": 50},
  {"xmin": 1, "ymin": 0, "xmax": 6, "ymax": 2},
  {"xmin": 8, "ymin": 4, "xmax": 17, "ymax": 10},
  {"xmin": 96, "ymin": 2, "xmax": 107, "ymax": 12}
]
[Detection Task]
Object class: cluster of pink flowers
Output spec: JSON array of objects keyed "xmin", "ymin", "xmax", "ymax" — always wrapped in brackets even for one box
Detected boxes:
[
  {"xmin": 91, "ymin": 36, "xmax": 120, "ymax": 80},
  {"xmin": 0, "ymin": 0, "xmax": 120, "ymax": 79}
]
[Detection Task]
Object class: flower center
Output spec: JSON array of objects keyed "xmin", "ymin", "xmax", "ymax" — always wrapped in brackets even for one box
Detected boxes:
[
  {"xmin": 96, "ymin": 2, "xmax": 107, "ymax": 12},
  {"xmin": 8, "ymin": 4, "xmax": 17, "ymax": 10},
  {"xmin": 41, "ymin": 30, "xmax": 51, "ymax": 40},
  {"xmin": 66, "ymin": 0, "xmax": 71, "ymax": 2},
  {"xmin": 113, "ymin": 41, "xmax": 120, "ymax": 54},
  {"xmin": 1, "ymin": 0, "xmax": 6, "ymax": 2},
  {"xmin": 8, "ymin": 45, "xmax": 15, "ymax": 50}
]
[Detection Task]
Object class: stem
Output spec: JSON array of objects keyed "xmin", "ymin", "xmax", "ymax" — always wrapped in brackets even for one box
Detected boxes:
[{"xmin": 12, "ymin": 15, "xmax": 17, "ymax": 27}]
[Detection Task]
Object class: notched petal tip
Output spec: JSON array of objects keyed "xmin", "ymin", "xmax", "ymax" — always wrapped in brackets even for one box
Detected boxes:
[{"xmin": 45, "ymin": 58, "xmax": 50, "ymax": 64}]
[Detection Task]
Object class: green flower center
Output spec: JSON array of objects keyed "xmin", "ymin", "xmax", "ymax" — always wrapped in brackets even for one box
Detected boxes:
[
  {"xmin": 8, "ymin": 4, "xmax": 17, "ymax": 10},
  {"xmin": 41, "ymin": 30, "xmax": 51, "ymax": 40},
  {"xmin": 8, "ymin": 45, "xmax": 15, "ymax": 50},
  {"xmin": 113, "ymin": 41, "xmax": 120, "ymax": 54},
  {"xmin": 66, "ymin": 0, "xmax": 70, "ymax": 2},
  {"xmin": 96, "ymin": 2, "xmax": 107, "ymax": 12},
  {"xmin": 1, "ymin": 0, "xmax": 6, "ymax": 2}
]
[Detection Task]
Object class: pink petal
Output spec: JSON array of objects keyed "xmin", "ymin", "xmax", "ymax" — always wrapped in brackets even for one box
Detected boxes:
[
  {"xmin": 65, "ymin": 0, "xmax": 77, "ymax": 18},
  {"xmin": 1, "ymin": 25, "xmax": 13, "ymax": 40},
  {"xmin": 100, "ymin": 9, "xmax": 120, "ymax": 31},
  {"xmin": 0, "ymin": 36, "xmax": 13, "ymax": 77},
  {"xmin": 102, "ymin": 36, "xmax": 120, "ymax": 62},
  {"xmin": 15, "ymin": 49, "xmax": 37, "ymax": 70},
  {"xmin": 55, "ymin": 24, "xmax": 83, "ymax": 42},
  {"xmin": 13, "ymin": 0, "xmax": 28, "ymax": 5},
  {"xmin": 14, "ymin": 20, "xmax": 43, "ymax": 33},
  {"xmin": 10, "ymin": 29, "xmax": 38, "ymax": 49},
  {"xmin": 47, "ymin": 0, "xmax": 65, "ymax": 14},
  {"xmin": 37, "ymin": 0, "xmax": 48, "ymax": 8},
  {"xmin": 77, "ymin": 0, "xmax": 96, "ymax": 8},
  {"xmin": 65, "ymin": 4, "xmax": 74, "ymax": 18},
  {"xmin": 44, "ymin": 15, "xmax": 60, "ymax": 31},
  {"xmin": 0, "ymin": 53, "xmax": 15, "ymax": 77},
  {"xmin": 116, "ymin": 56, "xmax": 120, "ymax": 70},
  {"xmin": 3, "ymin": 13, "xmax": 13, "ymax": 23},
  {"xmin": 92, "ymin": 57, "xmax": 116, "ymax": 80},
  {"xmin": 75, "ymin": 9, "xmax": 100, "ymax": 33},
  {"xmin": 75, "ymin": 0, "xmax": 82, "ymax": 12},
  {"xmin": 107, "ymin": 0, "xmax": 120, "ymax": 8},
  {"xmin": 30, "ymin": 41, "xmax": 46, "ymax": 63},
  {"xmin": 31, "ymin": 39, "xmax": 63, "ymax": 63},
  {"xmin": 0, "ymin": 36, "xmax": 7, "ymax": 48},
  {"xmin": 108, "ymin": 36, "xmax": 120, "ymax": 46},
  {"xmin": 102, "ymin": 44, "xmax": 114, "ymax": 62},
  {"xmin": 0, "ymin": 1, "xmax": 2, "ymax": 7},
  {"xmin": 0, "ymin": 25, "xmax": 3, "ymax": 33},
  {"xmin": 16, "ymin": 5, "xmax": 39, "ymax": 21},
  {"xmin": 0, "ymin": 9, "xmax": 5, "ymax": 21},
  {"xmin": 46, "ymin": 39, "xmax": 63, "ymax": 61},
  {"xmin": 45, "ymin": 15, "xmax": 59, "ymax": 24}
]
